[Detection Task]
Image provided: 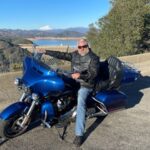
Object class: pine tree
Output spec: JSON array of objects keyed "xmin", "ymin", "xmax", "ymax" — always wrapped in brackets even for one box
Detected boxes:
[{"xmin": 87, "ymin": 0, "xmax": 150, "ymax": 58}]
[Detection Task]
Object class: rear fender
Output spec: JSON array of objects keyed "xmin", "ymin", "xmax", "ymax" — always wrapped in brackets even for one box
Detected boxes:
[{"xmin": 0, "ymin": 102, "xmax": 29, "ymax": 120}]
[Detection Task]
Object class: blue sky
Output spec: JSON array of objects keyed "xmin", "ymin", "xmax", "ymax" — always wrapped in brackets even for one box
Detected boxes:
[{"xmin": 0, "ymin": 0, "xmax": 111, "ymax": 30}]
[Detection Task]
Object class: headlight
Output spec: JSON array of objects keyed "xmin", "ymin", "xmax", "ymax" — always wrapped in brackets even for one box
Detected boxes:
[
  {"xmin": 14, "ymin": 78, "xmax": 22, "ymax": 86},
  {"xmin": 32, "ymin": 93, "xmax": 39, "ymax": 100}
]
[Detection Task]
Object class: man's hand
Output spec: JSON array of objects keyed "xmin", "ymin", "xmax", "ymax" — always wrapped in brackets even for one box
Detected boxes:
[{"xmin": 71, "ymin": 73, "xmax": 80, "ymax": 79}]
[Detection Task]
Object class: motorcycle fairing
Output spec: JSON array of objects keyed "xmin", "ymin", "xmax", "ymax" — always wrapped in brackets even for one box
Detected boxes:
[
  {"xmin": 22, "ymin": 56, "xmax": 65, "ymax": 96},
  {"xmin": 0, "ymin": 102, "xmax": 29, "ymax": 120},
  {"xmin": 95, "ymin": 90, "xmax": 127, "ymax": 112}
]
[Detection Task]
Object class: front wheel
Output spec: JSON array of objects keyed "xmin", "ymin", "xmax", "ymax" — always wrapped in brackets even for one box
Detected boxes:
[{"xmin": 0, "ymin": 114, "xmax": 31, "ymax": 139}]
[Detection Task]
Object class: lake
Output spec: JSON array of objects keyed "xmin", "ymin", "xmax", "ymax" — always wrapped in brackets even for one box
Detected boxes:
[{"xmin": 33, "ymin": 39, "xmax": 78, "ymax": 47}]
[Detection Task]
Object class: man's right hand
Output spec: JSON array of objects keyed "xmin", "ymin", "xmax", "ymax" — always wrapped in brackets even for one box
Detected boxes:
[{"xmin": 71, "ymin": 73, "xmax": 80, "ymax": 79}]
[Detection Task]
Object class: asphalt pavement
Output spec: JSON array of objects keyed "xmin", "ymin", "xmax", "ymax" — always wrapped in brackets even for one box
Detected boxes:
[{"xmin": 0, "ymin": 75, "xmax": 150, "ymax": 150}]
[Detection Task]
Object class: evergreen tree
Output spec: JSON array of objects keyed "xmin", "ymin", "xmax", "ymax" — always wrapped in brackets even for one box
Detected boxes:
[
  {"xmin": 87, "ymin": 0, "xmax": 150, "ymax": 58},
  {"xmin": 86, "ymin": 23, "xmax": 100, "ymax": 55}
]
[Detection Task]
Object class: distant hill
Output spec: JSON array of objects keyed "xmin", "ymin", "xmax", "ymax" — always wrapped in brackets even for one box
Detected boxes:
[{"xmin": 0, "ymin": 27, "xmax": 88, "ymax": 38}]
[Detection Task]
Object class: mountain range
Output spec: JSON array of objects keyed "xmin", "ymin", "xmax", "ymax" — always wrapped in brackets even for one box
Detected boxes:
[{"xmin": 0, "ymin": 27, "xmax": 88, "ymax": 38}]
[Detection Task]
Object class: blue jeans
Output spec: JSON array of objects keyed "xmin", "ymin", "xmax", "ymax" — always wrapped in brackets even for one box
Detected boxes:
[{"xmin": 75, "ymin": 86, "xmax": 92, "ymax": 136}]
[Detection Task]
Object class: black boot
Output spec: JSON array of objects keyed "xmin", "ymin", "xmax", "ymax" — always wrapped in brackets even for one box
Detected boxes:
[{"xmin": 73, "ymin": 136, "xmax": 84, "ymax": 147}]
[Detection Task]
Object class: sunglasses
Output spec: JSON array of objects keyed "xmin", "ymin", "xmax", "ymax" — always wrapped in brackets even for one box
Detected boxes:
[{"xmin": 78, "ymin": 45, "xmax": 88, "ymax": 49}]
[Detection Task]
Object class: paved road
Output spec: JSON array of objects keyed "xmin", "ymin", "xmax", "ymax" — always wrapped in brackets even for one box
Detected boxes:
[
  {"xmin": 0, "ymin": 56, "xmax": 150, "ymax": 150},
  {"xmin": 0, "ymin": 75, "xmax": 150, "ymax": 150}
]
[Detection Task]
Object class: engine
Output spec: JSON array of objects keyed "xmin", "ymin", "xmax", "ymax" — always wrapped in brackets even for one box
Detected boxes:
[{"xmin": 54, "ymin": 94, "xmax": 76, "ymax": 113}]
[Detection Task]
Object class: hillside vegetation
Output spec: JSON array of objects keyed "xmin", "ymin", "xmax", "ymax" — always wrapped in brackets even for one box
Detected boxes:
[
  {"xmin": 87, "ymin": 0, "xmax": 150, "ymax": 58},
  {"xmin": 0, "ymin": 36, "xmax": 31, "ymax": 72}
]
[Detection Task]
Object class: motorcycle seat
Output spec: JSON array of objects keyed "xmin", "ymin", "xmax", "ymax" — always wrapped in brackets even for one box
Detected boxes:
[{"xmin": 95, "ymin": 56, "xmax": 123, "ymax": 91}]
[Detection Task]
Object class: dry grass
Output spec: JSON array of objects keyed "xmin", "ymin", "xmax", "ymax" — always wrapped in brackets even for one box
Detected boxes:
[{"xmin": 19, "ymin": 44, "xmax": 76, "ymax": 53}]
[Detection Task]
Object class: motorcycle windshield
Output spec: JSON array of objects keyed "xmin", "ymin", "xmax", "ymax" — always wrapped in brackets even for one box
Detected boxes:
[{"xmin": 22, "ymin": 56, "xmax": 65, "ymax": 95}]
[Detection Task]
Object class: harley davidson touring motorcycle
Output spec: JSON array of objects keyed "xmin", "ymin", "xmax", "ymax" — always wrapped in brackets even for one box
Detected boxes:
[{"xmin": 0, "ymin": 52, "xmax": 140, "ymax": 141}]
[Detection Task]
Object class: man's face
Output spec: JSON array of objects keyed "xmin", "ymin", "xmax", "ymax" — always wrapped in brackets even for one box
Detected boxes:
[{"xmin": 77, "ymin": 40, "xmax": 89, "ymax": 56}]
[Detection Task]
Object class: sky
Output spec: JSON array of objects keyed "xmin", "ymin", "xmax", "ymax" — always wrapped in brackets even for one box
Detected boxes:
[{"xmin": 0, "ymin": 0, "xmax": 111, "ymax": 30}]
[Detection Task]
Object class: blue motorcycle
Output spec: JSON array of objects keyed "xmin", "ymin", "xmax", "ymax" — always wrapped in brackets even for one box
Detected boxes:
[{"xmin": 0, "ymin": 52, "xmax": 140, "ymax": 141}]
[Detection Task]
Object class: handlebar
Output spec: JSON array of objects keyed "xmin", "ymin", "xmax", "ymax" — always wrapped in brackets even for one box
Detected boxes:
[{"xmin": 56, "ymin": 68, "xmax": 73, "ymax": 78}]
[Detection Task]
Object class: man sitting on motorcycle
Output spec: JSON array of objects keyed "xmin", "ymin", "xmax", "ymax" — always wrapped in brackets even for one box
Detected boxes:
[{"xmin": 40, "ymin": 38, "xmax": 100, "ymax": 147}]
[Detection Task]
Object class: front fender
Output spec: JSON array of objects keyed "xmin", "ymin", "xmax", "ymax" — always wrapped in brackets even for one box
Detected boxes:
[{"xmin": 0, "ymin": 102, "xmax": 29, "ymax": 120}]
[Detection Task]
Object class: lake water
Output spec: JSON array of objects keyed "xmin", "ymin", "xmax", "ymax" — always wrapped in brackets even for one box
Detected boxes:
[{"xmin": 33, "ymin": 39, "xmax": 78, "ymax": 47}]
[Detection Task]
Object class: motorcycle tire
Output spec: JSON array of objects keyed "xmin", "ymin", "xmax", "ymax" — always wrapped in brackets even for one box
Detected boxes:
[{"xmin": 0, "ymin": 114, "xmax": 31, "ymax": 139}]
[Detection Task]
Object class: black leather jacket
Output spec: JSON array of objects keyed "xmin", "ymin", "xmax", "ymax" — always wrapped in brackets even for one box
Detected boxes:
[{"xmin": 45, "ymin": 49, "xmax": 100, "ymax": 88}]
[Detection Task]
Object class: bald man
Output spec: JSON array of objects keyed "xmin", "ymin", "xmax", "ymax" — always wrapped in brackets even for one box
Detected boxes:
[{"xmin": 41, "ymin": 38, "xmax": 100, "ymax": 146}]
